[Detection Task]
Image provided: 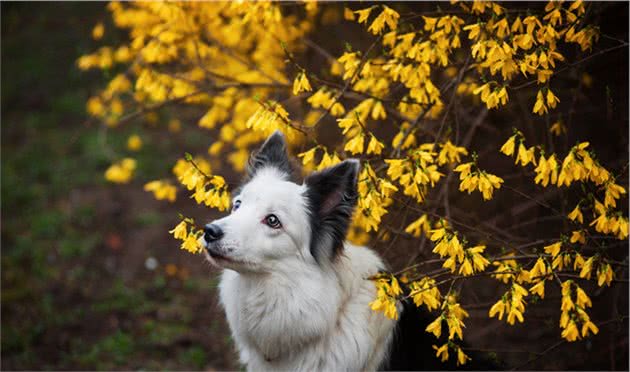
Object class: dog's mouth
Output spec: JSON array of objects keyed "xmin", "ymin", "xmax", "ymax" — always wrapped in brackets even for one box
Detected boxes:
[
  {"xmin": 205, "ymin": 244, "xmax": 240, "ymax": 266},
  {"xmin": 207, "ymin": 249, "xmax": 231, "ymax": 262}
]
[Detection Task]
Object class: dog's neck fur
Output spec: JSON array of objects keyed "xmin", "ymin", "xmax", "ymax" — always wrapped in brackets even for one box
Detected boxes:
[
  {"xmin": 221, "ymin": 257, "xmax": 341, "ymax": 360},
  {"xmin": 219, "ymin": 243, "xmax": 397, "ymax": 371}
]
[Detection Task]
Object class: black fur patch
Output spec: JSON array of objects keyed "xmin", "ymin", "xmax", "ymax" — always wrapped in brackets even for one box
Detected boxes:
[
  {"xmin": 384, "ymin": 299, "xmax": 503, "ymax": 371},
  {"xmin": 304, "ymin": 160, "xmax": 360, "ymax": 263},
  {"xmin": 246, "ymin": 131, "xmax": 293, "ymax": 180}
]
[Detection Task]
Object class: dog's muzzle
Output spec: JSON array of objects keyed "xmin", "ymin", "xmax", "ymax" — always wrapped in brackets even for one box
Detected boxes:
[{"xmin": 204, "ymin": 223, "xmax": 224, "ymax": 243}]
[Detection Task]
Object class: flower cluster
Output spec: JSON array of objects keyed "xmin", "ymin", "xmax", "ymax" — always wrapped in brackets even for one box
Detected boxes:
[
  {"xmin": 169, "ymin": 218, "xmax": 204, "ymax": 254},
  {"xmin": 429, "ymin": 294, "xmax": 471, "ymax": 366},
  {"xmin": 104, "ymin": 158, "xmax": 136, "ymax": 184},
  {"xmin": 489, "ymin": 282, "xmax": 530, "ymax": 325},
  {"xmin": 560, "ymin": 280, "xmax": 599, "ymax": 342},
  {"xmin": 354, "ymin": 163, "xmax": 397, "ymax": 232},
  {"xmin": 430, "ymin": 226, "xmax": 491, "ymax": 276},
  {"xmin": 409, "ymin": 276, "xmax": 442, "ymax": 311},
  {"xmin": 460, "ymin": 0, "xmax": 596, "ymax": 115},
  {"xmin": 454, "ymin": 161, "xmax": 504, "ymax": 201},
  {"xmin": 369, "ymin": 274, "xmax": 402, "ymax": 320},
  {"xmin": 143, "ymin": 180, "xmax": 177, "ymax": 202},
  {"xmin": 502, "ymin": 133, "xmax": 629, "ymax": 241},
  {"xmin": 386, "ymin": 144, "xmax": 447, "ymax": 204},
  {"xmin": 173, "ymin": 156, "xmax": 230, "ymax": 211}
]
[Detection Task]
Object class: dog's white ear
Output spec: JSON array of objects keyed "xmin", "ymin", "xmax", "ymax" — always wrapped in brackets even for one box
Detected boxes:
[
  {"xmin": 304, "ymin": 159, "xmax": 360, "ymax": 263},
  {"xmin": 247, "ymin": 130, "xmax": 292, "ymax": 179}
]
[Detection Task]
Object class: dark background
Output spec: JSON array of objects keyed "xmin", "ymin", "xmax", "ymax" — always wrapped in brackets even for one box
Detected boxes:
[{"xmin": 1, "ymin": 2, "xmax": 628, "ymax": 370}]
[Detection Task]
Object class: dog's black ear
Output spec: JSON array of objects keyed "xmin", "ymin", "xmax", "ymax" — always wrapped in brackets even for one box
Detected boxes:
[
  {"xmin": 304, "ymin": 159, "xmax": 360, "ymax": 263},
  {"xmin": 247, "ymin": 130, "xmax": 292, "ymax": 179}
]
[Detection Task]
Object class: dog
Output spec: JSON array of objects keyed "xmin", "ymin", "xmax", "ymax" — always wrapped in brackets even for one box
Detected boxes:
[{"xmin": 201, "ymin": 131, "xmax": 499, "ymax": 371}]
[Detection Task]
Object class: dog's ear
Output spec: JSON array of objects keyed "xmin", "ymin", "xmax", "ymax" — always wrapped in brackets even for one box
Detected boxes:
[
  {"xmin": 247, "ymin": 130, "xmax": 292, "ymax": 179},
  {"xmin": 304, "ymin": 159, "xmax": 360, "ymax": 263}
]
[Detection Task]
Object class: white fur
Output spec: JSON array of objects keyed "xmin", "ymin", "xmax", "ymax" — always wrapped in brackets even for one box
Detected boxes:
[{"xmin": 203, "ymin": 168, "xmax": 397, "ymax": 371}]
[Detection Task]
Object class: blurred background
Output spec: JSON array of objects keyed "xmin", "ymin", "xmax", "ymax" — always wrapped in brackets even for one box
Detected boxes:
[
  {"xmin": 1, "ymin": 2, "xmax": 628, "ymax": 371},
  {"xmin": 2, "ymin": 3, "xmax": 236, "ymax": 370}
]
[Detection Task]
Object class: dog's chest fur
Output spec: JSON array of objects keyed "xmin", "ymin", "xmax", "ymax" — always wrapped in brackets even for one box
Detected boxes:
[{"xmin": 219, "ymin": 243, "xmax": 397, "ymax": 371}]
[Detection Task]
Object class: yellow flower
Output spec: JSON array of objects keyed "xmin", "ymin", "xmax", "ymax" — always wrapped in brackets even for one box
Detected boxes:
[
  {"xmin": 581, "ymin": 321, "xmax": 599, "ymax": 337},
  {"xmin": 389, "ymin": 276, "xmax": 403, "ymax": 296},
  {"xmin": 354, "ymin": 7, "xmax": 373, "ymax": 24},
  {"xmin": 469, "ymin": 246, "xmax": 490, "ymax": 272},
  {"xmin": 366, "ymin": 134, "xmax": 385, "ymax": 155},
  {"xmin": 530, "ymin": 257, "xmax": 548, "ymax": 279},
  {"xmin": 423, "ymin": 16, "xmax": 438, "ymax": 32},
  {"xmin": 546, "ymin": 89, "xmax": 560, "ymax": 108},
  {"xmin": 500, "ymin": 135, "xmax": 517, "ymax": 156},
  {"xmin": 87, "ymin": 97, "xmax": 105, "ymax": 116},
  {"xmin": 438, "ymin": 140, "xmax": 468, "ymax": 165},
  {"xmin": 567, "ymin": 205, "xmax": 584, "ymax": 224},
  {"xmin": 574, "ymin": 253, "xmax": 585, "ymax": 271},
  {"xmin": 425, "ymin": 316, "xmax": 443, "ymax": 338},
  {"xmin": 534, "ymin": 154, "xmax": 558, "ymax": 186},
  {"xmin": 458, "ymin": 258, "xmax": 474, "ymax": 276},
  {"xmin": 367, "ymin": 5, "xmax": 400, "ymax": 35},
  {"xmin": 369, "ymin": 291, "xmax": 399, "ymax": 320},
  {"xmin": 410, "ymin": 277, "xmax": 441, "ymax": 311},
  {"xmin": 298, "ymin": 146, "xmax": 319, "ymax": 166},
  {"xmin": 513, "ymin": 33, "xmax": 533, "ymax": 50},
  {"xmin": 344, "ymin": 7, "xmax": 355, "ymax": 21},
  {"xmin": 208, "ymin": 142, "xmax": 223, "ymax": 156},
  {"xmin": 433, "ymin": 343, "xmax": 449, "ymax": 362},
  {"xmin": 478, "ymin": 172, "xmax": 503, "ymax": 200},
  {"xmin": 543, "ymin": 242, "xmax": 562, "ymax": 258},
  {"xmin": 454, "ymin": 162, "xmax": 473, "ymax": 179},
  {"xmin": 561, "ymin": 320, "xmax": 580, "ymax": 342},
  {"xmin": 337, "ymin": 117, "xmax": 357, "ymax": 135},
  {"xmin": 169, "ymin": 220, "xmax": 188, "ymax": 241},
  {"xmin": 104, "ymin": 158, "xmax": 137, "ymax": 184},
  {"xmin": 489, "ymin": 299, "xmax": 506, "ymax": 320},
  {"xmin": 604, "ymin": 182, "xmax": 627, "ymax": 208},
  {"xmin": 92, "ymin": 22, "xmax": 104, "ymax": 40},
  {"xmin": 127, "ymin": 134, "xmax": 143, "ymax": 151},
  {"xmin": 144, "ymin": 180, "xmax": 177, "ymax": 202},
  {"xmin": 597, "ymin": 263, "xmax": 613, "ymax": 287},
  {"xmin": 570, "ymin": 230, "xmax": 586, "ymax": 244},
  {"xmin": 371, "ymin": 101, "xmax": 387, "ymax": 120},
  {"xmin": 506, "ymin": 307, "xmax": 524, "ymax": 325},
  {"xmin": 530, "ymin": 280, "xmax": 545, "ymax": 298},
  {"xmin": 457, "ymin": 347, "xmax": 470, "ymax": 366},
  {"xmin": 533, "ymin": 90, "xmax": 547, "ymax": 115},
  {"xmin": 344, "ymin": 134, "xmax": 365, "ymax": 155},
  {"xmin": 292, "ymin": 72, "xmax": 312, "ymax": 95},
  {"xmin": 515, "ymin": 143, "xmax": 537, "ymax": 166},
  {"xmin": 331, "ymin": 102, "xmax": 346, "ymax": 117},
  {"xmin": 550, "ymin": 121, "xmax": 567, "ymax": 136},
  {"xmin": 579, "ymin": 256, "xmax": 594, "ymax": 279},
  {"xmin": 181, "ymin": 233, "xmax": 202, "ymax": 254},
  {"xmin": 575, "ymin": 286, "xmax": 592, "ymax": 308},
  {"xmin": 404, "ymin": 214, "xmax": 430, "ymax": 237},
  {"xmin": 463, "ymin": 22, "xmax": 481, "ymax": 40}
]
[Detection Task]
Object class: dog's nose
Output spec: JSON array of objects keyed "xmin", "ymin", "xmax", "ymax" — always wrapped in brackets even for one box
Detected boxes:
[{"xmin": 204, "ymin": 224, "xmax": 224, "ymax": 243}]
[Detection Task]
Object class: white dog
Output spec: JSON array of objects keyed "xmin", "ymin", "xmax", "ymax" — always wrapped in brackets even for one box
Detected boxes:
[{"xmin": 202, "ymin": 131, "xmax": 399, "ymax": 371}]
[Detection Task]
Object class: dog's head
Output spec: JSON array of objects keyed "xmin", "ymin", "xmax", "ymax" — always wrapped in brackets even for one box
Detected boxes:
[{"xmin": 202, "ymin": 131, "xmax": 359, "ymax": 273}]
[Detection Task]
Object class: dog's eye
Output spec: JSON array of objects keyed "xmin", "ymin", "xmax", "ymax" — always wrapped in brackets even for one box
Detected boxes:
[
  {"xmin": 232, "ymin": 200, "xmax": 241, "ymax": 212},
  {"xmin": 264, "ymin": 214, "xmax": 282, "ymax": 229}
]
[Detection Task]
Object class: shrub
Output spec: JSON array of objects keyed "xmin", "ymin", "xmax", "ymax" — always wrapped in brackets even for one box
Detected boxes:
[{"xmin": 80, "ymin": 1, "xmax": 628, "ymax": 367}]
